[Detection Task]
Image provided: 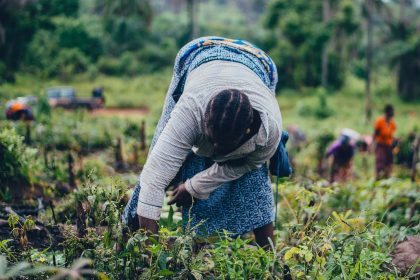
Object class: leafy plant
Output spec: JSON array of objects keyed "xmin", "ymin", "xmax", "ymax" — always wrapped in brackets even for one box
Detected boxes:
[{"xmin": 0, "ymin": 128, "xmax": 39, "ymax": 193}]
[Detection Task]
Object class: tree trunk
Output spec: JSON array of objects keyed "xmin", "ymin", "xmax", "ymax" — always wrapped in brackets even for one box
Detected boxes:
[
  {"xmin": 365, "ymin": 0, "xmax": 373, "ymax": 124},
  {"xmin": 187, "ymin": 0, "xmax": 198, "ymax": 40},
  {"xmin": 140, "ymin": 120, "xmax": 146, "ymax": 151},
  {"xmin": 115, "ymin": 137, "xmax": 126, "ymax": 171},
  {"xmin": 399, "ymin": 0, "xmax": 406, "ymax": 24},
  {"xmin": 321, "ymin": 0, "xmax": 331, "ymax": 89},
  {"xmin": 24, "ymin": 123, "xmax": 31, "ymax": 145},
  {"xmin": 76, "ymin": 200, "xmax": 86, "ymax": 238},
  {"xmin": 67, "ymin": 152, "xmax": 76, "ymax": 189},
  {"xmin": 411, "ymin": 135, "xmax": 419, "ymax": 182}
]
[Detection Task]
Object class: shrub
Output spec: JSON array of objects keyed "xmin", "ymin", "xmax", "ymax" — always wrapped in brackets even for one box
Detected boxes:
[
  {"xmin": 123, "ymin": 122, "xmax": 140, "ymax": 139},
  {"xmin": 25, "ymin": 30, "xmax": 59, "ymax": 77},
  {"xmin": 137, "ymin": 40, "xmax": 177, "ymax": 73},
  {"xmin": 314, "ymin": 89, "xmax": 334, "ymax": 119},
  {"xmin": 77, "ymin": 158, "xmax": 109, "ymax": 183},
  {"xmin": 25, "ymin": 18, "xmax": 101, "ymax": 78},
  {"xmin": 52, "ymin": 48, "xmax": 90, "ymax": 80},
  {"xmin": 55, "ymin": 18, "xmax": 103, "ymax": 62},
  {"xmin": 297, "ymin": 88, "xmax": 334, "ymax": 119},
  {"xmin": 86, "ymin": 64, "xmax": 99, "ymax": 81},
  {"xmin": 35, "ymin": 96, "xmax": 52, "ymax": 122},
  {"xmin": 120, "ymin": 52, "xmax": 140, "ymax": 76},
  {"xmin": 0, "ymin": 128, "xmax": 38, "ymax": 197},
  {"xmin": 351, "ymin": 59, "xmax": 366, "ymax": 80},
  {"xmin": 97, "ymin": 57, "xmax": 122, "ymax": 76}
]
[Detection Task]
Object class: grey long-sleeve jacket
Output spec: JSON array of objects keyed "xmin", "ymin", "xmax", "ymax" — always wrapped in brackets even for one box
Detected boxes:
[{"xmin": 137, "ymin": 61, "xmax": 282, "ymax": 220}]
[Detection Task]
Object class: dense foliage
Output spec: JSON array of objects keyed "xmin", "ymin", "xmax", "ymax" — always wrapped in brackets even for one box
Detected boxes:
[{"xmin": 1, "ymin": 176, "xmax": 418, "ymax": 279}]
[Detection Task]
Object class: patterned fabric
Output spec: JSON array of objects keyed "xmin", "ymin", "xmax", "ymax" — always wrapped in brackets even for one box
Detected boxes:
[
  {"xmin": 375, "ymin": 143, "xmax": 394, "ymax": 172},
  {"xmin": 123, "ymin": 36, "xmax": 278, "ymax": 236}
]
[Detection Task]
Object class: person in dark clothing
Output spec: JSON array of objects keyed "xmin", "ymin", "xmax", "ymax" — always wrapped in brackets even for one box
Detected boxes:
[
  {"xmin": 5, "ymin": 100, "xmax": 34, "ymax": 121},
  {"xmin": 92, "ymin": 87, "xmax": 105, "ymax": 105},
  {"xmin": 326, "ymin": 135, "xmax": 355, "ymax": 183}
]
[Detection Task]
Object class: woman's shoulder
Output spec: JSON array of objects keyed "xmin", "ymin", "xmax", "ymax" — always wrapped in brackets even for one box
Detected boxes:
[{"xmin": 254, "ymin": 112, "xmax": 280, "ymax": 148}]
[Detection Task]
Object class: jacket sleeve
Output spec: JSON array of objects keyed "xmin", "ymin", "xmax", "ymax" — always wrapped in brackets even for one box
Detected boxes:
[
  {"xmin": 137, "ymin": 98, "xmax": 199, "ymax": 220},
  {"xmin": 185, "ymin": 126, "xmax": 280, "ymax": 200}
]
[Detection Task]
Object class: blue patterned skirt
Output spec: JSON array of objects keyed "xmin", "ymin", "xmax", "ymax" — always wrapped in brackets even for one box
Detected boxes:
[{"xmin": 123, "ymin": 37, "xmax": 278, "ymax": 235}]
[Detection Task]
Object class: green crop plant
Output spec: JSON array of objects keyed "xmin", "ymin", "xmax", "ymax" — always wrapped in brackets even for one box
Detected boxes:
[{"xmin": 8, "ymin": 214, "xmax": 38, "ymax": 258}]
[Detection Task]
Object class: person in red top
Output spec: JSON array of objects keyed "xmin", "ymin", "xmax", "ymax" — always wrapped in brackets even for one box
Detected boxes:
[{"xmin": 373, "ymin": 104, "xmax": 397, "ymax": 179}]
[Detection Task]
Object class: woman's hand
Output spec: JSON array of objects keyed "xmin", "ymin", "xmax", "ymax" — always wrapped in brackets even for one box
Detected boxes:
[
  {"xmin": 138, "ymin": 215, "xmax": 159, "ymax": 234},
  {"xmin": 168, "ymin": 183, "xmax": 193, "ymax": 207}
]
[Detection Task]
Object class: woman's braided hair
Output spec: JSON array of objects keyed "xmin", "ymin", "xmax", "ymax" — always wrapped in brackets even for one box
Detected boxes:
[{"xmin": 204, "ymin": 89, "xmax": 253, "ymax": 150}]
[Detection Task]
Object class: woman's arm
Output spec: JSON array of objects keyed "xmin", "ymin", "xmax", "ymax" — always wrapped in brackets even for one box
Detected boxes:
[
  {"xmin": 185, "ymin": 127, "xmax": 280, "ymax": 200},
  {"xmin": 137, "ymin": 99, "xmax": 199, "ymax": 225},
  {"xmin": 326, "ymin": 141, "xmax": 339, "ymax": 158}
]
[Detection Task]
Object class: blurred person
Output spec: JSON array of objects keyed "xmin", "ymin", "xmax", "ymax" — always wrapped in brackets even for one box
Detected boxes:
[
  {"xmin": 123, "ymin": 37, "xmax": 291, "ymax": 249},
  {"xmin": 92, "ymin": 86, "xmax": 105, "ymax": 104},
  {"xmin": 286, "ymin": 125, "xmax": 306, "ymax": 169},
  {"xmin": 325, "ymin": 134, "xmax": 355, "ymax": 183},
  {"xmin": 373, "ymin": 104, "xmax": 397, "ymax": 179},
  {"xmin": 356, "ymin": 135, "xmax": 373, "ymax": 178},
  {"xmin": 5, "ymin": 99, "xmax": 34, "ymax": 121},
  {"xmin": 287, "ymin": 125, "xmax": 306, "ymax": 148},
  {"xmin": 396, "ymin": 132, "xmax": 416, "ymax": 168}
]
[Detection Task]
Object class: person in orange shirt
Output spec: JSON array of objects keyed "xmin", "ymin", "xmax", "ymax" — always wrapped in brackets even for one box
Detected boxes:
[{"xmin": 373, "ymin": 104, "xmax": 396, "ymax": 179}]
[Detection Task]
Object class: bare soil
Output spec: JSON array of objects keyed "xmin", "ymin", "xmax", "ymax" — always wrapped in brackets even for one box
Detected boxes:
[{"xmin": 391, "ymin": 236, "xmax": 420, "ymax": 276}]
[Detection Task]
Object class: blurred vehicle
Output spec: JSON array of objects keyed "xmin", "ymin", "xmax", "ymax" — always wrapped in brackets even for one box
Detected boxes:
[{"xmin": 46, "ymin": 86, "xmax": 105, "ymax": 110}]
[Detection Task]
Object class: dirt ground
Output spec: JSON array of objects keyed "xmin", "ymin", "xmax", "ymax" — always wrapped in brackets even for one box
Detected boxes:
[{"xmin": 391, "ymin": 236, "xmax": 420, "ymax": 276}]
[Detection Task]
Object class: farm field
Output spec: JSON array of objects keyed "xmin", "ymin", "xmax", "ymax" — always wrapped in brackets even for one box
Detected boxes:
[
  {"xmin": 1, "ymin": 0, "xmax": 420, "ymax": 279},
  {"xmin": 0, "ymin": 70, "xmax": 419, "ymax": 279}
]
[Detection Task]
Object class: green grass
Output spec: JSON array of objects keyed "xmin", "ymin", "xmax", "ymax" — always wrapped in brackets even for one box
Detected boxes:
[
  {"xmin": 0, "ymin": 70, "xmax": 171, "ymax": 118},
  {"xmin": 1, "ymin": 70, "xmax": 418, "ymax": 146},
  {"xmin": 277, "ymin": 74, "xmax": 419, "ymax": 138}
]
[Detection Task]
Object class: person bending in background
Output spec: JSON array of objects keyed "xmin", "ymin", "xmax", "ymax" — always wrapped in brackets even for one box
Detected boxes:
[
  {"xmin": 5, "ymin": 99, "xmax": 34, "ymax": 121},
  {"xmin": 123, "ymin": 37, "xmax": 289, "ymax": 249},
  {"xmin": 326, "ymin": 135, "xmax": 355, "ymax": 183},
  {"xmin": 373, "ymin": 104, "xmax": 397, "ymax": 179},
  {"xmin": 286, "ymin": 125, "xmax": 307, "ymax": 169}
]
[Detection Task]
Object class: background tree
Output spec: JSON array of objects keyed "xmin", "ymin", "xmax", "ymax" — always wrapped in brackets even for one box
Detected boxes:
[
  {"xmin": 385, "ymin": 0, "xmax": 420, "ymax": 101},
  {"xmin": 187, "ymin": 0, "xmax": 199, "ymax": 40},
  {"xmin": 263, "ymin": 0, "xmax": 358, "ymax": 91},
  {"xmin": 0, "ymin": 0, "xmax": 39, "ymax": 82},
  {"xmin": 97, "ymin": 0, "xmax": 153, "ymax": 55},
  {"xmin": 363, "ymin": 0, "xmax": 374, "ymax": 122}
]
